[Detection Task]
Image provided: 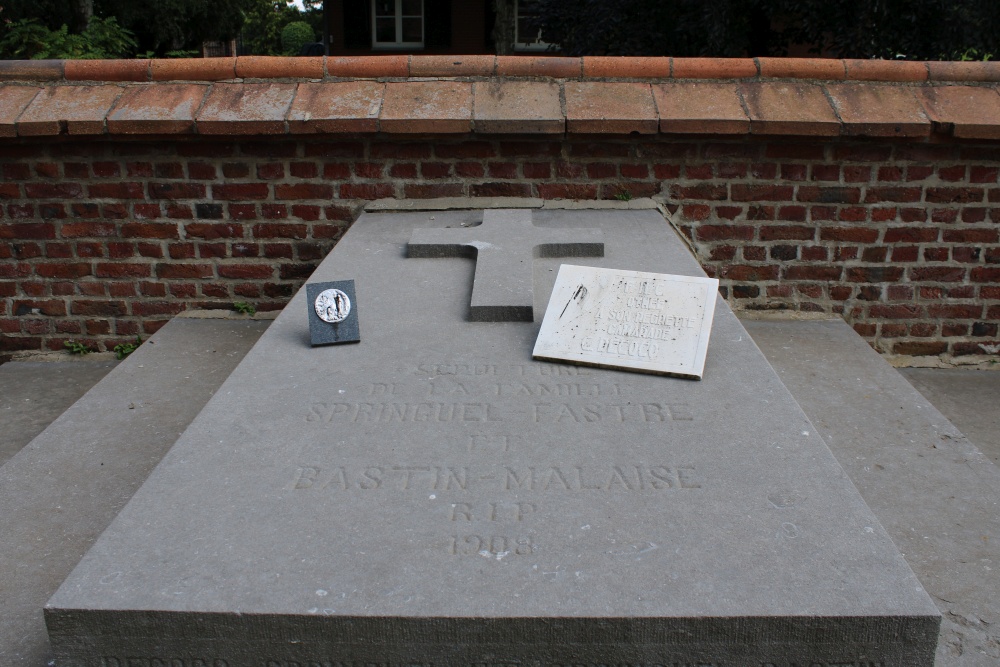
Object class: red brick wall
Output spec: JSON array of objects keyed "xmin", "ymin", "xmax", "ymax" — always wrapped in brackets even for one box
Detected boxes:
[{"xmin": 1, "ymin": 136, "xmax": 998, "ymax": 360}]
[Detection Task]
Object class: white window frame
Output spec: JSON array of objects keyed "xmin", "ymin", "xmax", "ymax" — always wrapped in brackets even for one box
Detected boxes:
[
  {"xmin": 514, "ymin": 0, "xmax": 550, "ymax": 52},
  {"xmin": 371, "ymin": 0, "xmax": 425, "ymax": 50}
]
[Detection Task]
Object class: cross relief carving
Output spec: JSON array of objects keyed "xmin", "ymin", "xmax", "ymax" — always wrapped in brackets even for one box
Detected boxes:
[{"xmin": 407, "ymin": 209, "xmax": 605, "ymax": 321}]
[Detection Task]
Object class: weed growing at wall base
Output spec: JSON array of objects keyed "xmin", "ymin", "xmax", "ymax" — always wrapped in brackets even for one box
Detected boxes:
[
  {"xmin": 114, "ymin": 335, "xmax": 142, "ymax": 360},
  {"xmin": 64, "ymin": 340, "xmax": 92, "ymax": 355}
]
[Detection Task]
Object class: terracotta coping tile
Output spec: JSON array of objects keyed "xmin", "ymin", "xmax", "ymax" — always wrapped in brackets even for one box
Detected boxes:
[
  {"xmin": 380, "ymin": 81, "xmax": 472, "ymax": 133},
  {"xmin": 564, "ymin": 82, "xmax": 657, "ymax": 134},
  {"xmin": 288, "ymin": 81, "xmax": 383, "ymax": 133},
  {"xmin": 496, "ymin": 56, "xmax": 581, "ymax": 78},
  {"xmin": 236, "ymin": 56, "xmax": 324, "ymax": 80},
  {"xmin": 410, "ymin": 55, "xmax": 495, "ymax": 77},
  {"xmin": 926, "ymin": 61, "xmax": 1000, "ymax": 83},
  {"xmin": 151, "ymin": 57, "xmax": 236, "ymax": 82},
  {"xmin": 653, "ymin": 82, "xmax": 749, "ymax": 134},
  {"xmin": 758, "ymin": 58, "xmax": 846, "ymax": 80},
  {"xmin": 328, "ymin": 56, "xmax": 408, "ymax": 78},
  {"xmin": 918, "ymin": 85, "xmax": 1000, "ymax": 139},
  {"xmin": 16, "ymin": 85, "xmax": 123, "ymax": 136},
  {"xmin": 824, "ymin": 84, "xmax": 929, "ymax": 138},
  {"xmin": 739, "ymin": 82, "xmax": 840, "ymax": 136},
  {"xmin": 9, "ymin": 57, "xmax": 1000, "ymax": 87},
  {"xmin": 844, "ymin": 59, "xmax": 927, "ymax": 82},
  {"xmin": 106, "ymin": 84, "xmax": 209, "ymax": 135},
  {"xmin": 583, "ymin": 57, "xmax": 671, "ymax": 79},
  {"xmin": 473, "ymin": 80, "xmax": 563, "ymax": 134},
  {"xmin": 196, "ymin": 82, "xmax": 296, "ymax": 135},
  {"xmin": 0, "ymin": 60, "xmax": 63, "ymax": 81},
  {"xmin": 64, "ymin": 59, "xmax": 149, "ymax": 82},
  {"xmin": 0, "ymin": 86, "xmax": 42, "ymax": 138},
  {"xmin": 672, "ymin": 58, "xmax": 757, "ymax": 79}
]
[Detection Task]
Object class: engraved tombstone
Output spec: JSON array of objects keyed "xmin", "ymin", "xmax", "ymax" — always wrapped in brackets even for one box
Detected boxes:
[{"xmin": 46, "ymin": 209, "xmax": 939, "ymax": 666}]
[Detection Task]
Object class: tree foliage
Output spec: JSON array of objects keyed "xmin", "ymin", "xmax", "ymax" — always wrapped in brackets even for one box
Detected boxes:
[
  {"xmin": 786, "ymin": 0, "xmax": 1000, "ymax": 60},
  {"xmin": 239, "ymin": 0, "xmax": 324, "ymax": 56},
  {"xmin": 280, "ymin": 20, "xmax": 314, "ymax": 55},
  {"xmin": 1, "ymin": 0, "xmax": 275, "ymax": 57},
  {"xmin": 96, "ymin": 0, "xmax": 254, "ymax": 54},
  {"xmin": 0, "ymin": 15, "xmax": 135, "ymax": 59},
  {"xmin": 241, "ymin": 0, "xmax": 304, "ymax": 56},
  {"xmin": 526, "ymin": 0, "xmax": 1000, "ymax": 59}
]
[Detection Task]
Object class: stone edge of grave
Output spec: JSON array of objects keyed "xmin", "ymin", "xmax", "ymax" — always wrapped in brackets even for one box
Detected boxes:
[
  {"xmin": 2, "ymin": 310, "xmax": 277, "ymax": 364},
  {"xmin": 744, "ymin": 317, "xmax": 1000, "ymax": 665},
  {"xmin": 0, "ymin": 316, "xmax": 271, "ymax": 666}
]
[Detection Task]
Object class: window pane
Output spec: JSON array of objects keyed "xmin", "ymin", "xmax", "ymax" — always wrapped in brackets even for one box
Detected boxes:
[
  {"xmin": 375, "ymin": 17, "xmax": 396, "ymax": 42},
  {"xmin": 374, "ymin": 0, "xmax": 394, "ymax": 17},
  {"xmin": 401, "ymin": 0, "xmax": 421, "ymax": 16},
  {"xmin": 401, "ymin": 17, "xmax": 422, "ymax": 42}
]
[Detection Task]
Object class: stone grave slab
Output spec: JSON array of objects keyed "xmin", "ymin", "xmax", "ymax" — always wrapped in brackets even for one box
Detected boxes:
[
  {"xmin": 46, "ymin": 209, "xmax": 939, "ymax": 667},
  {"xmin": 532, "ymin": 264, "xmax": 718, "ymax": 378}
]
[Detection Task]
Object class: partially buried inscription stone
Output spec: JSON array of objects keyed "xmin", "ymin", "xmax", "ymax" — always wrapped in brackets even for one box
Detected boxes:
[
  {"xmin": 533, "ymin": 265, "xmax": 718, "ymax": 379},
  {"xmin": 46, "ymin": 209, "xmax": 939, "ymax": 667},
  {"xmin": 306, "ymin": 280, "xmax": 360, "ymax": 346}
]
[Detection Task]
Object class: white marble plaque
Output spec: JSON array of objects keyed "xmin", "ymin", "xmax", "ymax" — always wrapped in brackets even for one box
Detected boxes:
[{"xmin": 533, "ymin": 264, "xmax": 719, "ymax": 379}]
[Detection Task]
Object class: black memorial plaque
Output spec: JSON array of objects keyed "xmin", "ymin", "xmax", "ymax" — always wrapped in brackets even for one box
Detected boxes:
[{"xmin": 306, "ymin": 280, "xmax": 360, "ymax": 346}]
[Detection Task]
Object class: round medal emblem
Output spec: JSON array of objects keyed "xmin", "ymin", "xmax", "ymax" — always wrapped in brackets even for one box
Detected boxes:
[{"xmin": 314, "ymin": 288, "xmax": 351, "ymax": 323}]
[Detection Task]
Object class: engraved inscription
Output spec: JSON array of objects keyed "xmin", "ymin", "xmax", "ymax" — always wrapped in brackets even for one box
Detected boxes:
[
  {"xmin": 762, "ymin": 662, "xmax": 885, "ymax": 667},
  {"xmin": 468, "ymin": 434, "xmax": 515, "ymax": 453},
  {"xmin": 290, "ymin": 465, "xmax": 703, "ymax": 492},
  {"xmin": 307, "ymin": 402, "xmax": 502, "ymax": 423},
  {"xmin": 100, "ymin": 658, "xmax": 228, "ymax": 667},
  {"xmin": 582, "ymin": 278, "xmax": 707, "ymax": 361},
  {"xmin": 306, "ymin": 401, "xmax": 692, "ymax": 424},
  {"xmin": 307, "ymin": 358, "xmax": 700, "ymax": 428},
  {"xmin": 449, "ymin": 502, "xmax": 537, "ymax": 522},
  {"xmin": 550, "ymin": 664, "xmax": 721, "ymax": 667},
  {"xmin": 449, "ymin": 534, "xmax": 535, "ymax": 557},
  {"xmin": 416, "ymin": 362, "xmax": 591, "ymax": 377},
  {"xmin": 429, "ymin": 380, "xmax": 621, "ymax": 397},
  {"xmin": 307, "ymin": 363, "xmax": 697, "ymax": 427},
  {"xmin": 529, "ymin": 402, "xmax": 692, "ymax": 423},
  {"xmin": 254, "ymin": 660, "xmax": 885, "ymax": 667},
  {"xmin": 581, "ymin": 336, "xmax": 660, "ymax": 359},
  {"xmin": 265, "ymin": 662, "xmax": 434, "ymax": 667}
]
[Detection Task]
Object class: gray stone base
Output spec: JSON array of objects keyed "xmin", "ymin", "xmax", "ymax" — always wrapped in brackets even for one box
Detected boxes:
[
  {"xmin": 746, "ymin": 319, "xmax": 1000, "ymax": 667},
  {"xmin": 0, "ymin": 359, "xmax": 117, "ymax": 467},
  {"xmin": 0, "ymin": 318, "xmax": 268, "ymax": 667}
]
